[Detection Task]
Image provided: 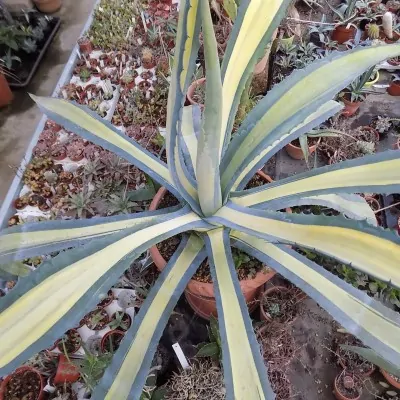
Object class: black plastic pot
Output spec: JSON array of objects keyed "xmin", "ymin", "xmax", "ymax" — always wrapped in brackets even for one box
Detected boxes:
[{"xmin": 7, "ymin": 12, "xmax": 61, "ymax": 88}]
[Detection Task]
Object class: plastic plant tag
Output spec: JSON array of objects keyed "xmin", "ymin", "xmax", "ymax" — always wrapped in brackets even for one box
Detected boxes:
[{"xmin": 172, "ymin": 343, "xmax": 190, "ymax": 370}]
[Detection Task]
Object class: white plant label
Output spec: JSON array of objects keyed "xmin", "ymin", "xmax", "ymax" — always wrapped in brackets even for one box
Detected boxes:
[
  {"xmin": 100, "ymin": 60, "xmax": 104, "ymax": 68},
  {"xmin": 62, "ymin": 90, "xmax": 67, "ymax": 99},
  {"xmin": 122, "ymin": 54, "xmax": 126, "ymax": 63},
  {"xmin": 86, "ymin": 60, "xmax": 91, "ymax": 68},
  {"xmin": 172, "ymin": 343, "xmax": 190, "ymax": 370}
]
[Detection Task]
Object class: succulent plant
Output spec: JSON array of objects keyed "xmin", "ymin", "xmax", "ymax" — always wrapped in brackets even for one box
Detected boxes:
[
  {"xmin": 79, "ymin": 68, "xmax": 92, "ymax": 82},
  {"xmin": 141, "ymin": 47, "xmax": 154, "ymax": 69},
  {"xmin": 368, "ymin": 23, "xmax": 381, "ymax": 39}
]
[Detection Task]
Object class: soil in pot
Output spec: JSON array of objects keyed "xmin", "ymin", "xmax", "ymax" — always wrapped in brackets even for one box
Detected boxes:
[
  {"xmin": 260, "ymin": 286, "xmax": 303, "ymax": 323},
  {"xmin": 336, "ymin": 335, "xmax": 375, "ymax": 376},
  {"xmin": 244, "ymin": 172, "xmax": 272, "ymax": 189},
  {"xmin": 56, "ymin": 329, "xmax": 81, "ymax": 354},
  {"xmin": 14, "ymin": 196, "xmax": 28, "ymax": 210},
  {"xmin": 97, "ymin": 290, "xmax": 114, "ymax": 308},
  {"xmin": 1, "ymin": 367, "xmax": 43, "ymax": 400},
  {"xmin": 334, "ymin": 372, "xmax": 361, "ymax": 400},
  {"xmin": 157, "ymin": 236, "xmax": 266, "ymax": 283},
  {"xmin": 101, "ymin": 330, "xmax": 125, "ymax": 353},
  {"xmin": 80, "ymin": 308, "xmax": 109, "ymax": 330}
]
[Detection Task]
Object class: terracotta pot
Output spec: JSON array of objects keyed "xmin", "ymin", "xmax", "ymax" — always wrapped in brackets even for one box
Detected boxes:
[
  {"xmin": 0, "ymin": 366, "xmax": 45, "ymax": 400},
  {"xmin": 341, "ymin": 97, "xmax": 361, "ymax": 117},
  {"xmin": 101, "ymin": 330, "xmax": 125, "ymax": 353},
  {"xmin": 53, "ymin": 354, "xmax": 80, "ymax": 385},
  {"xmin": 78, "ymin": 37, "xmax": 93, "ymax": 54},
  {"xmin": 259, "ymin": 285, "xmax": 305, "ymax": 322},
  {"xmin": 149, "ymin": 172, "xmax": 277, "ymax": 319},
  {"xmin": 333, "ymin": 373, "xmax": 361, "ymax": 400},
  {"xmin": 0, "ymin": 73, "xmax": 13, "ymax": 108},
  {"xmin": 388, "ymin": 81, "xmax": 400, "ymax": 96},
  {"xmin": 332, "ymin": 26, "xmax": 356, "ymax": 44},
  {"xmin": 365, "ymin": 196, "xmax": 381, "ymax": 225},
  {"xmin": 285, "ymin": 138, "xmax": 321, "ymax": 160},
  {"xmin": 388, "ymin": 57, "xmax": 400, "ymax": 67},
  {"xmin": 187, "ymin": 78, "xmax": 206, "ymax": 109},
  {"xmin": 13, "ymin": 197, "xmax": 27, "ymax": 210},
  {"xmin": 54, "ymin": 329, "xmax": 81, "ymax": 354},
  {"xmin": 185, "ymin": 269, "xmax": 275, "ymax": 319},
  {"xmin": 385, "ymin": 31, "xmax": 400, "ymax": 44},
  {"xmin": 33, "ymin": 0, "xmax": 61, "ymax": 13},
  {"xmin": 381, "ymin": 369, "xmax": 400, "ymax": 389}
]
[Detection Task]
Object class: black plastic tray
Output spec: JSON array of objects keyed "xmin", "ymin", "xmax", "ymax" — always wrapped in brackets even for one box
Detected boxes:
[{"xmin": 7, "ymin": 14, "xmax": 61, "ymax": 88}]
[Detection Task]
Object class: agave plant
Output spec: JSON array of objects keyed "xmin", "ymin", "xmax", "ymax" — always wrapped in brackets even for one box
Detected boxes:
[{"xmin": 1, "ymin": 1, "xmax": 400, "ymax": 398}]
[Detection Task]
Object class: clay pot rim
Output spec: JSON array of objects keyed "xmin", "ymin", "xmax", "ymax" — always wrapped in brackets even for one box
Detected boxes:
[
  {"xmin": 341, "ymin": 95, "xmax": 362, "ymax": 106},
  {"xmin": 54, "ymin": 328, "xmax": 81, "ymax": 354},
  {"xmin": 149, "ymin": 171, "xmax": 277, "ymax": 272},
  {"xmin": 333, "ymin": 372, "xmax": 362, "ymax": 400},
  {"xmin": 100, "ymin": 329, "xmax": 126, "ymax": 353},
  {"xmin": 0, "ymin": 365, "xmax": 45, "ymax": 400},
  {"xmin": 187, "ymin": 78, "xmax": 206, "ymax": 108},
  {"xmin": 380, "ymin": 369, "xmax": 400, "ymax": 389},
  {"xmin": 287, "ymin": 136, "xmax": 321, "ymax": 150},
  {"xmin": 259, "ymin": 285, "xmax": 298, "ymax": 323}
]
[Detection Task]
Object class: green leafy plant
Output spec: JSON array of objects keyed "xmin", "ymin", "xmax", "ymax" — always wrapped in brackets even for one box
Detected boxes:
[
  {"xmin": 1, "ymin": 49, "xmax": 21, "ymax": 70},
  {"xmin": 341, "ymin": 66, "xmax": 376, "ymax": 102},
  {"xmin": 232, "ymin": 248, "xmax": 250, "ymax": 269},
  {"xmin": 1, "ymin": 1, "xmax": 400, "ymax": 399},
  {"xmin": 0, "ymin": 22, "xmax": 29, "ymax": 51},
  {"xmin": 308, "ymin": 14, "xmax": 335, "ymax": 44},
  {"xmin": 297, "ymin": 128, "xmax": 342, "ymax": 162},
  {"xmin": 328, "ymin": 0, "xmax": 358, "ymax": 23},
  {"xmin": 74, "ymin": 345, "xmax": 113, "ymax": 393},
  {"xmin": 87, "ymin": 310, "xmax": 107, "ymax": 329},
  {"xmin": 196, "ymin": 316, "xmax": 222, "ymax": 361},
  {"xmin": 79, "ymin": 68, "xmax": 91, "ymax": 82},
  {"xmin": 108, "ymin": 311, "xmax": 130, "ymax": 330}
]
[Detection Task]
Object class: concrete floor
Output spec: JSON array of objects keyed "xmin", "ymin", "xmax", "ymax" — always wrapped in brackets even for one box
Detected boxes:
[{"xmin": 0, "ymin": 0, "xmax": 96, "ymax": 202}]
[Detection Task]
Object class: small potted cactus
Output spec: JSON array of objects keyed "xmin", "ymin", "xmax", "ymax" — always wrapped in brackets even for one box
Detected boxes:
[
  {"xmin": 141, "ymin": 47, "xmax": 156, "ymax": 69},
  {"xmin": 78, "ymin": 37, "xmax": 93, "ymax": 54},
  {"xmin": 366, "ymin": 23, "xmax": 381, "ymax": 40},
  {"xmin": 333, "ymin": 372, "xmax": 361, "ymax": 400},
  {"xmin": 79, "ymin": 68, "xmax": 92, "ymax": 83}
]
